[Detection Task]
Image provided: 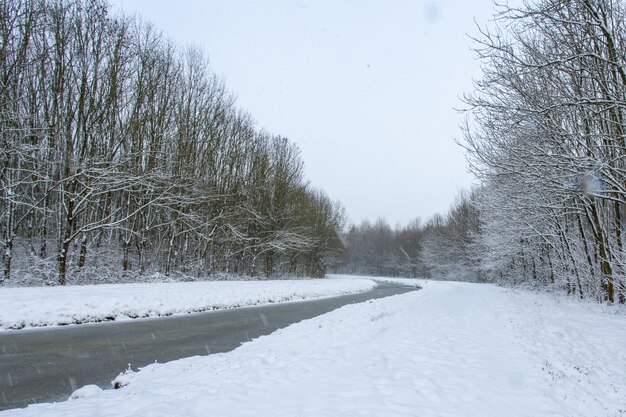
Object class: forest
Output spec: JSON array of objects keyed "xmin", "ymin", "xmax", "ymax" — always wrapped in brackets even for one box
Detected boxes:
[
  {"xmin": 463, "ymin": 0, "xmax": 625, "ymax": 304},
  {"xmin": 342, "ymin": 0, "xmax": 626, "ymax": 304},
  {"xmin": 1, "ymin": 0, "xmax": 625, "ymax": 305},
  {"xmin": 1, "ymin": 0, "xmax": 345, "ymax": 285}
]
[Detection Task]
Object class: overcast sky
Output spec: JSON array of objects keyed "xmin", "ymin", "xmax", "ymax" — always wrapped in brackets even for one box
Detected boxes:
[{"xmin": 111, "ymin": 0, "xmax": 495, "ymax": 227}]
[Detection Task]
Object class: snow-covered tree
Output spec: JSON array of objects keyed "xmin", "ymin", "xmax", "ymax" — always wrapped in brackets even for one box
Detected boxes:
[
  {"xmin": 1, "ymin": 0, "xmax": 346, "ymax": 284},
  {"xmin": 461, "ymin": 0, "xmax": 626, "ymax": 302}
]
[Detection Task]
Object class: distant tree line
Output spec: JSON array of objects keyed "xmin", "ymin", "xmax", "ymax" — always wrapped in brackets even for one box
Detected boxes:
[
  {"xmin": 1, "ymin": 0, "xmax": 345, "ymax": 285},
  {"xmin": 336, "ymin": 190, "xmax": 480, "ymax": 281},
  {"xmin": 340, "ymin": 218, "xmax": 423, "ymax": 278}
]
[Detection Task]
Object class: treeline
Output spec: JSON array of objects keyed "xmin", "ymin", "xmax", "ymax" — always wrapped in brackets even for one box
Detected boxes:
[
  {"xmin": 342, "ymin": 0, "xmax": 626, "ymax": 304},
  {"xmin": 338, "ymin": 190, "xmax": 480, "ymax": 281},
  {"xmin": 1, "ymin": 0, "xmax": 345, "ymax": 285},
  {"xmin": 340, "ymin": 218, "xmax": 422, "ymax": 278},
  {"xmin": 462, "ymin": 0, "xmax": 625, "ymax": 303}
]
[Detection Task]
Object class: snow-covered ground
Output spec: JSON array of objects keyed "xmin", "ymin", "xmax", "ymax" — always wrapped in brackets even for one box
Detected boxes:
[
  {"xmin": 329, "ymin": 274, "xmax": 423, "ymax": 287},
  {"xmin": 0, "ymin": 278, "xmax": 376, "ymax": 331},
  {"xmin": 4, "ymin": 276, "xmax": 625, "ymax": 417}
]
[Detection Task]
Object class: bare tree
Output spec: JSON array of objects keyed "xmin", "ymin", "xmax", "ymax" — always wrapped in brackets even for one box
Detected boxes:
[{"xmin": 461, "ymin": 0, "xmax": 626, "ymax": 302}]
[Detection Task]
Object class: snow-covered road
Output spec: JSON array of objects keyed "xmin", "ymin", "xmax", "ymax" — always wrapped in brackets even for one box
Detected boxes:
[{"xmin": 3, "ymin": 278, "xmax": 625, "ymax": 417}]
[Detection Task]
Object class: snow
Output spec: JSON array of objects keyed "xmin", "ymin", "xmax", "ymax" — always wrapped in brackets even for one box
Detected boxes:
[
  {"xmin": 329, "ymin": 274, "xmax": 423, "ymax": 288},
  {"xmin": 68, "ymin": 385, "xmax": 102, "ymax": 400},
  {"xmin": 3, "ymin": 277, "xmax": 626, "ymax": 417},
  {"xmin": 0, "ymin": 278, "xmax": 376, "ymax": 331}
]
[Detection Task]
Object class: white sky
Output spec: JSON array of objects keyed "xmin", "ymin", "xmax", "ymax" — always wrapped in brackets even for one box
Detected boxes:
[{"xmin": 111, "ymin": 0, "xmax": 494, "ymax": 227}]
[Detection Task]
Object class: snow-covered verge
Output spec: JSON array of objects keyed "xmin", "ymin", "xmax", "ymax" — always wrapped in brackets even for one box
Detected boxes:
[
  {"xmin": 4, "ymin": 263, "xmax": 322, "ymax": 287},
  {"xmin": 4, "ymin": 279, "xmax": 625, "ymax": 417},
  {"xmin": 0, "ymin": 278, "xmax": 376, "ymax": 331},
  {"xmin": 327, "ymin": 274, "xmax": 423, "ymax": 288}
]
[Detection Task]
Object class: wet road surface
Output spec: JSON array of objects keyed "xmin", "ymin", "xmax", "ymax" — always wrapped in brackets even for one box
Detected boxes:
[{"xmin": 0, "ymin": 281, "xmax": 417, "ymax": 411}]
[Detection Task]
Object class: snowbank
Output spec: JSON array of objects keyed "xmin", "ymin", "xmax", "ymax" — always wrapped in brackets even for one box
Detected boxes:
[
  {"xmin": 4, "ymin": 278, "xmax": 625, "ymax": 416},
  {"xmin": 0, "ymin": 278, "xmax": 376, "ymax": 331},
  {"xmin": 329, "ymin": 274, "xmax": 423, "ymax": 288}
]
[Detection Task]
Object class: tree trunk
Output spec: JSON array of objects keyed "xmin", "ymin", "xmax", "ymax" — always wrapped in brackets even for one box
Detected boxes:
[
  {"xmin": 58, "ymin": 235, "xmax": 71, "ymax": 286},
  {"xmin": 2, "ymin": 239, "xmax": 13, "ymax": 283},
  {"xmin": 265, "ymin": 251, "xmax": 274, "ymax": 278},
  {"xmin": 78, "ymin": 234, "xmax": 87, "ymax": 268},
  {"xmin": 165, "ymin": 232, "xmax": 175, "ymax": 277},
  {"xmin": 58, "ymin": 193, "xmax": 75, "ymax": 286},
  {"xmin": 135, "ymin": 235, "xmax": 146, "ymax": 275},
  {"xmin": 122, "ymin": 238, "xmax": 131, "ymax": 271},
  {"xmin": 588, "ymin": 204, "xmax": 614, "ymax": 303}
]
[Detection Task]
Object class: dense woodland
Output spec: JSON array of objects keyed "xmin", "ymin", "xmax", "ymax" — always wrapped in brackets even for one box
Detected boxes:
[
  {"xmin": 341, "ymin": 0, "xmax": 625, "ymax": 304},
  {"xmin": 1, "ymin": 0, "xmax": 345, "ymax": 285},
  {"xmin": 463, "ymin": 0, "xmax": 625, "ymax": 304},
  {"xmin": 2, "ymin": 0, "xmax": 625, "ymax": 304}
]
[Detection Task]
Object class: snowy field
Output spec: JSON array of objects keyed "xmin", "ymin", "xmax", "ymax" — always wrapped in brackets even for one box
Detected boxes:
[
  {"xmin": 4, "ymin": 277, "xmax": 625, "ymax": 417},
  {"xmin": 0, "ymin": 278, "xmax": 376, "ymax": 331}
]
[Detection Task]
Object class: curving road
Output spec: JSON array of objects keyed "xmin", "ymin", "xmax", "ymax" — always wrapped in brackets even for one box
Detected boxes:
[{"xmin": 0, "ymin": 281, "xmax": 417, "ymax": 411}]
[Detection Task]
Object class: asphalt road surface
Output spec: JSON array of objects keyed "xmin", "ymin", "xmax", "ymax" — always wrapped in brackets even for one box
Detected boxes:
[{"xmin": 0, "ymin": 280, "xmax": 417, "ymax": 411}]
